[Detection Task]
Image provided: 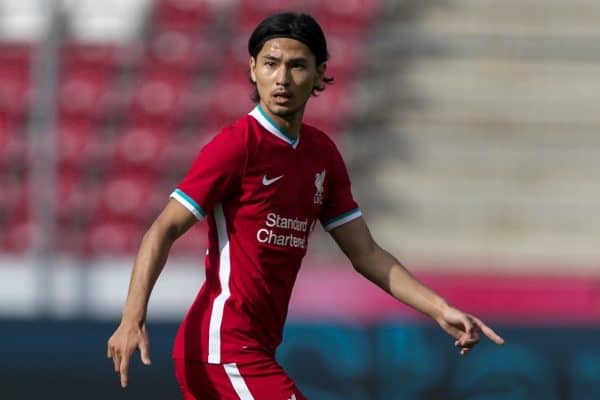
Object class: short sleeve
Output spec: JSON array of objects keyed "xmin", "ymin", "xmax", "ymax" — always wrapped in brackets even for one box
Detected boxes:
[
  {"xmin": 170, "ymin": 127, "xmax": 246, "ymax": 220},
  {"xmin": 319, "ymin": 142, "xmax": 362, "ymax": 231}
]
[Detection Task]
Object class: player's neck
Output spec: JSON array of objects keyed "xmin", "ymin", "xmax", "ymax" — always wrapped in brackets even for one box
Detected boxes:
[{"xmin": 259, "ymin": 103, "xmax": 304, "ymax": 139}]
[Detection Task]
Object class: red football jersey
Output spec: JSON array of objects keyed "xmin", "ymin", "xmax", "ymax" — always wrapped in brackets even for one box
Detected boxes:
[{"xmin": 170, "ymin": 105, "xmax": 361, "ymax": 363}]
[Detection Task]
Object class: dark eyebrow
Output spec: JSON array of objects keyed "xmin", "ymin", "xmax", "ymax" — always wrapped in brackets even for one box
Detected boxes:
[
  {"xmin": 262, "ymin": 55, "xmax": 309, "ymax": 65},
  {"xmin": 288, "ymin": 57, "xmax": 308, "ymax": 64},
  {"xmin": 263, "ymin": 55, "xmax": 280, "ymax": 61}
]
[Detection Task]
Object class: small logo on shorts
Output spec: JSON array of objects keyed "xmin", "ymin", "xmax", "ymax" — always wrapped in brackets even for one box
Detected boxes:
[{"xmin": 288, "ymin": 394, "xmax": 296, "ymax": 400}]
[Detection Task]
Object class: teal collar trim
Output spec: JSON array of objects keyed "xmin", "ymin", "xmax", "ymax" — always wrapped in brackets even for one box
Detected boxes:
[{"xmin": 249, "ymin": 105, "xmax": 300, "ymax": 149}]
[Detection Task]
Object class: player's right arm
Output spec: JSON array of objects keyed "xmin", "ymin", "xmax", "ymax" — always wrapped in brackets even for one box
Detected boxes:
[
  {"xmin": 107, "ymin": 125, "xmax": 245, "ymax": 387},
  {"xmin": 107, "ymin": 199, "xmax": 196, "ymax": 388}
]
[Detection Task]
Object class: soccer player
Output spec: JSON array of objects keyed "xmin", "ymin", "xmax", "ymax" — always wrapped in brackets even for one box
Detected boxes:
[{"xmin": 107, "ymin": 12, "xmax": 504, "ymax": 399}]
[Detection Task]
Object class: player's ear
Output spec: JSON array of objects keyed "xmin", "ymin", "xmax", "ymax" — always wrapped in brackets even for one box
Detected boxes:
[
  {"xmin": 249, "ymin": 57, "xmax": 257, "ymax": 83},
  {"xmin": 315, "ymin": 62, "xmax": 326, "ymax": 87}
]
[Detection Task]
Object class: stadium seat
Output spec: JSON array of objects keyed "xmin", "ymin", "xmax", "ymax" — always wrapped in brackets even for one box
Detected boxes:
[
  {"xmin": 235, "ymin": 0, "xmax": 309, "ymax": 33},
  {"xmin": 153, "ymin": 0, "xmax": 215, "ymax": 32},
  {"xmin": 221, "ymin": 35, "xmax": 252, "ymax": 77},
  {"xmin": 0, "ymin": 43, "xmax": 32, "ymax": 119},
  {"xmin": 57, "ymin": 223, "xmax": 87, "ymax": 254},
  {"xmin": 56, "ymin": 169, "xmax": 97, "ymax": 255},
  {"xmin": 112, "ymin": 120, "xmax": 171, "ymax": 174},
  {"xmin": 312, "ymin": 0, "xmax": 382, "ymax": 34},
  {"xmin": 0, "ymin": 168, "xmax": 31, "ymax": 252},
  {"xmin": 0, "ymin": 113, "xmax": 17, "ymax": 164},
  {"xmin": 326, "ymin": 33, "xmax": 365, "ymax": 80},
  {"xmin": 82, "ymin": 130, "xmax": 120, "ymax": 171},
  {"xmin": 61, "ymin": 43, "xmax": 118, "ymax": 73},
  {"xmin": 56, "ymin": 167, "xmax": 100, "ymax": 223},
  {"xmin": 0, "ymin": 116, "xmax": 27, "ymax": 175},
  {"xmin": 94, "ymin": 172, "xmax": 160, "ymax": 224},
  {"xmin": 128, "ymin": 69, "xmax": 189, "ymax": 125},
  {"xmin": 144, "ymin": 30, "xmax": 214, "ymax": 74},
  {"xmin": 85, "ymin": 221, "xmax": 143, "ymax": 256},
  {"xmin": 0, "ymin": 42, "xmax": 31, "ymax": 70},
  {"xmin": 60, "ymin": 44, "xmax": 120, "ymax": 121},
  {"xmin": 158, "ymin": 127, "xmax": 213, "ymax": 176},
  {"xmin": 59, "ymin": 67, "xmax": 112, "ymax": 120},
  {"xmin": 57, "ymin": 116, "xmax": 121, "ymax": 171},
  {"xmin": 180, "ymin": 84, "xmax": 212, "ymax": 124},
  {"xmin": 2, "ymin": 220, "xmax": 35, "ymax": 253},
  {"xmin": 205, "ymin": 71, "xmax": 253, "ymax": 130},
  {"xmin": 57, "ymin": 117, "xmax": 96, "ymax": 169},
  {"xmin": 0, "ymin": 172, "xmax": 27, "ymax": 225}
]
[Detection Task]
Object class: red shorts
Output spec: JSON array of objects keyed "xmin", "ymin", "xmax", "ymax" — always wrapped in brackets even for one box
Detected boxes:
[{"xmin": 174, "ymin": 357, "xmax": 307, "ymax": 400}]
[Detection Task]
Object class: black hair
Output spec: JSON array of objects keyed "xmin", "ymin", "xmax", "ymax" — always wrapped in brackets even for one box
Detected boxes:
[{"xmin": 247, "ymin": 12, "xmax": 334, "ymax": 102}]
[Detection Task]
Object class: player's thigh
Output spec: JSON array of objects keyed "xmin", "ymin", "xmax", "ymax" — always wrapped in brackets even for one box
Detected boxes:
[
  {"xmin": 226, "ymin": 357, "xmax": 306, "ymax": 400},
  {"xmin": 174, "ymin": 358, "xmax": 232, "ymax": 400},
  {"xmin": 173, "ymin": 357, "xmax": 306, "ymax": 400}
]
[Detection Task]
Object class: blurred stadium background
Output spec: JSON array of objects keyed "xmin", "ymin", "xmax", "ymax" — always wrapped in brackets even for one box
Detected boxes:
[{"xmin": 1, "ymin": 0, "xmax": 600, "ymax": 398}]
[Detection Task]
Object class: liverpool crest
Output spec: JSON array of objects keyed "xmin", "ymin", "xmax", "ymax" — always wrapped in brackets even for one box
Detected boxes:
[{"xmin": 314, "ymin": 170, "xmax": 326, "ymax": 204}]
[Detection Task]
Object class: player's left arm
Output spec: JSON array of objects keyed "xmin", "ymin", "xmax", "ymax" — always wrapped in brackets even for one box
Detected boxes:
[{"xmin": 329, "ymin": 216, "xmax": 505, "ymax": 354}]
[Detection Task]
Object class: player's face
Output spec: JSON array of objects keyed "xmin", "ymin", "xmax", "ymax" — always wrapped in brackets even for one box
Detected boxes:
[{"xmin": 250, "ymin": 38, "xmax": 325, "ymax": 121}]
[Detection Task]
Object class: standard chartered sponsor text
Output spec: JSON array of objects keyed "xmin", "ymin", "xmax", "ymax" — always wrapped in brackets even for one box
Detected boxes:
[
  {"xmin": 257, "ymin": 212, "xmax": 310, "ymax": 249},
  {"xmin": 266, "ymin": 212, "xmax": 308, "ymax": 232}
]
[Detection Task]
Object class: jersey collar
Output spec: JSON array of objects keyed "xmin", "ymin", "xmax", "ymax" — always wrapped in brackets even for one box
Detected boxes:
[{"xmin": 249, "ymin": 105, "xmax": 300, "ymax": 149}]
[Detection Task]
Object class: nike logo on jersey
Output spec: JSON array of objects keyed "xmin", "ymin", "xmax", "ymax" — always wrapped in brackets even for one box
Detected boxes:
[{"xmin": 262, "ymin": 174, "xmax": 284, "ymax": 186}]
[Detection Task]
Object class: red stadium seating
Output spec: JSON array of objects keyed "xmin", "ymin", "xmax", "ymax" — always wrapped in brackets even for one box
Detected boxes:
[
  {"xmin": 0, "ymin": 172, "xmax": 29, "ymax": 252},
  {"xmin": 59, "ymin": 43, "xmax": 122, "ymax": 121},
  {"xmin": 57, "ymin": 117, "xmax": 96, "ymax": 169},
  {"xmin": 153, "ymin": 0, "xmax": 214, "ymax": 32},
  {"xmin": 62, "ymin": 43, "xmax": 139, "ymax": 120},
  {"xmin": 94, "ymin": 172, "xmax": 160, "ymax": 224},
  {"xmin": 112, "ymin": 120, "xmax": 171, "ymax": 174},
  {"xmin": 56, "ymin": 165, "xmax": 118, "ymax": 255},
  {"xmin": 85, "ymin": 221, "xmax": 143, "ymax": 256},
  {"xmin": 144, "ymin": 30, "xmax": 215, "ymax": 74},
  {"xmin": 0, "ymin": 43, "xmax": 32, "ymax": 119},
  {"xmin": 0, "ymin": 113, "xmax": 17, "ymax": 158},
  {"xmin": 312, "ymin": 0, "xmax": 382, "ymax": 33},
  {"xmin": 220, "ymin": 35, "xmax": 250, "ymax": 75},
  {"xmin": 56, "ymin": 167, "xmax": 103, "ymax": 222},
  {"xmin": 5, "ymin": 1, "xmax": 379, "ymax": 256},
  {"xmin": 159, "ymin": 127, "xmax": 212, "ymax": 175},
  {"xmin": 57, "ymin": 116, "xmax": 123, "ymax": 172},
  {"xmin": 128, "ymin": 69, "xmax": 189, "ymax": 124},
  {"xmin": 205, "ymin": 71, "xmax": 253, "ymax": 130},
  {"xmin": 62, "ymin": 43, "xmax": 118, "ymax": 72},
  {"xmin": 2, "ymin": 220, "xmax": 36, "ymax": 253},
  {"xmin": 59, "ymin": 68, "xmax": 112, "ymax": 119},
  {"xmin": 0, "ymin": 116, "xmax": 27, "ymax": 172},
  {"xmin": 325, "ymin": 33, "xmax": 366, "ymax": 80},
  {"xmin": 235, "ymin": 0, "xmax": 308, "ymax": 33},
  {"xmin": 0, "ymin": 173, "xmax": 27, "ymax": 221}
]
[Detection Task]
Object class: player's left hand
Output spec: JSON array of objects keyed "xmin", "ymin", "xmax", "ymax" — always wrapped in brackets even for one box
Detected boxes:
[
  {"xmin": 436, "ymin": 305, "xmax": 505, "ymax": 355},
  {"xmin": 107, "ymin": 320, "xmax": 152, "ymax": 388}
]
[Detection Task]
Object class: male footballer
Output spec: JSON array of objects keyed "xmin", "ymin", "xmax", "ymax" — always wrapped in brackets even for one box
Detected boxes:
[{"xmin": 107, "ymin": 12, "xmax": 504, "ymax": 399}]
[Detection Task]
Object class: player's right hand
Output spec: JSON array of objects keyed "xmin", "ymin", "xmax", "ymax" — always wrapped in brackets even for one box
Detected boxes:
[{"xmin": 107, "ymin": 321, "xmax": 152, "ymax": 388}]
